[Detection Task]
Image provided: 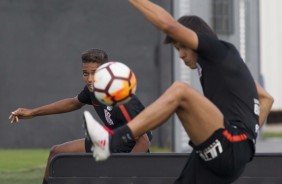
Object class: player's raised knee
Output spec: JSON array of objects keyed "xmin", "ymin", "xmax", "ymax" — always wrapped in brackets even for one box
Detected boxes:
[{"xmin": 171, "ymin": 81, "xmax": 193, "ymax": 96}]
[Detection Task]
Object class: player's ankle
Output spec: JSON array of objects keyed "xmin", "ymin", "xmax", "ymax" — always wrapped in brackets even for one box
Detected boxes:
[{"xmin": 111, "ymin": 125, "xmax": 134, "ymax": 152}]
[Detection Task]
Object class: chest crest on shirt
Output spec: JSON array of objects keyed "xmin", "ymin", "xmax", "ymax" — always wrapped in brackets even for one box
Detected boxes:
[{"xmin": 104, "ymin": 109, "xmax": 114, "ymax": 125}]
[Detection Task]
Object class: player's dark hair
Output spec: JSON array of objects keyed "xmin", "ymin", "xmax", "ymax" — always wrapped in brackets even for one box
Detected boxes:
[
  {"xmin": 81, "ymin": 48, "xmax": 108, "ymax": 64},
  {"xmin": 164, "ymin": 15, "xmax": 218, "ymax": 44}
]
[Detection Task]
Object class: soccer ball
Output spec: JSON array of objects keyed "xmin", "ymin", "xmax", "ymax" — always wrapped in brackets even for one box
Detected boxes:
[{"xmin": 93, "ymin": 61, "xmax": 137, "ymax": 106}]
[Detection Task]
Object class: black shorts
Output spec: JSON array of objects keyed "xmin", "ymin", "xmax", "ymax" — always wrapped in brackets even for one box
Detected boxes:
[{"xmin": 174, "ymin": 124, "xmax": 254, "ymax": 184}]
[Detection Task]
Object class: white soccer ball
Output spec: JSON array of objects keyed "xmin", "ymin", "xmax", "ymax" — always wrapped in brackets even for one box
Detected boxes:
[{"xmin": 93, "ymin": 61, "xmax": 137, "ymax": 106}]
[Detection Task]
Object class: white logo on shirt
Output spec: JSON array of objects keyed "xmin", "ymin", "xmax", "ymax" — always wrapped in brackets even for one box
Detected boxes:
[
  {"xmin": 107, "ymin": 106, "xmax": 113, "ymax": 111},
  {"xmin": 255, "ymin": 124, "xmax": 260, "ymax": 133},
  {"xmin": 196, "ymin": 63, "xmax": 202, "ymax": 77},
  {"xmin": 254, "ymin": 98, "xmax": 260, "ymax": 116},
  {"xmin": 104, "ymin": 109, "xmax": 114, "ymax": 125}
]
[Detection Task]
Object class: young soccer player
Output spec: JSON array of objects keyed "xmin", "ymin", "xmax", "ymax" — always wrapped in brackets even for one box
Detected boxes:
[
  {"xmin": 9, "ymin": 48, "xmax": 152, "ymax": 184},
  {"xmin": 84, "ymin": 1, "xmax": 274, "ymax": 183}
]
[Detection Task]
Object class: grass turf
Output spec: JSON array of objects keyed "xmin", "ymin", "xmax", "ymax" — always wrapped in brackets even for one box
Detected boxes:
[
  {"xmin": 0, "ymin": 147, "xmax": 172, "ymax": 184},
  {"xmin": 0, "ymin": 149, "xmax": 48, "ymax": 184}
]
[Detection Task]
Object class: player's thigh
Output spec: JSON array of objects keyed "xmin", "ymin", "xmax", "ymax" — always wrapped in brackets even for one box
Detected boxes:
[
  {"xmin": 51, "ymin": 138, "xmax": 86, "ymax": 154},
  {"xmin": 174, "ymin": 82, "xmax": 224, "ymax": 145}
]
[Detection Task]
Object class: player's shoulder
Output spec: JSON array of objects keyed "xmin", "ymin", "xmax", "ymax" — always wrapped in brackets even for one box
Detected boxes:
[
  {"xmin": 197, "ymin": 33, "xmax": 228, "ymax": 50},
  {"xmin": 128, "ymin": 95, "xmax": 143, "ymax": 105},
  {"xmin": 77, "ymin": 85, "xmax": 93, "ymax": 104},
  {"xmin": 125, "ymin": 95, "xmax": 145, "ymax": 110},
  {"xmin": 114, "ymin": 95, "xmax": 144, "ymax": 111},
  {"xmin": 129, "ymin": 94, "xmax": 140, "ymax": 101},
  {"xmin": 78, "ymin": 85, "xmax": 90, "ymax": 95}
]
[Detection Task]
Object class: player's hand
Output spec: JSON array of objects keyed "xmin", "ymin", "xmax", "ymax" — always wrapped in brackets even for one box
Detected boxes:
[{"xmin": 9, "ymin": 108, "xmax": 34, "ymax": 123}]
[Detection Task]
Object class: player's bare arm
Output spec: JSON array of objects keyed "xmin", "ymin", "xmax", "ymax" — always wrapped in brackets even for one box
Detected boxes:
[
  {"xmin": 9, "ymin": 97, "xmax": 84, "ymax": 123},
  {"xmin": 128, "ymin": 0, "xmax": 198, "ymax": 49},
  {"xmin": 131, "ymin": 133, "xmax": 150, "ymax": 152},
  {"xmin": 255, "ymin": 82, "xmax": 274, "ymax": 127}
]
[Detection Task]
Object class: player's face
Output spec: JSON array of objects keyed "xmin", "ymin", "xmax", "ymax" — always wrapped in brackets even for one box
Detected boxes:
[
  {"xmin": 82, "ymin": 62, "xmax": 101, "ymax": 92},
  {"xmin": 174, "ymin": 42, "xmax": 198, "ymax": 69}
]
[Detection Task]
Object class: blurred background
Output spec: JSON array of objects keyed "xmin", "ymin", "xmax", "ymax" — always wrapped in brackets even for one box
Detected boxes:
[{"xmin": 1, "ymin": 0, "xmax": 281, "ymax": 153}]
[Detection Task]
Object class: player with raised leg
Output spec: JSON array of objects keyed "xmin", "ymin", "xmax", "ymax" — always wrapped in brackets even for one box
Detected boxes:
[{"xmin": 84, "ymin": 0, "xmax": 274, "ymax": 183}]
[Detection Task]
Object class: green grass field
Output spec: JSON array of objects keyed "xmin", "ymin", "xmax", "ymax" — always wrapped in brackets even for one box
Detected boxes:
[
  {"xmin": 0, "ymin": 149, "xmax": 48, "ymax": 184},
  {"xmin": 1, "ymin": 133, "xmax": 281, "ymax": 184},
  {"xmin": 262, "ymin": 132, "xmax": 282, "ymax": 139},
  {"xmin": 0, "ymin": 147, "xmax": 171, "ymax": 184}
]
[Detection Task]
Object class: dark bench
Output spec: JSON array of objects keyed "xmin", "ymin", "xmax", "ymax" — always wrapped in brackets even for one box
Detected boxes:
[{"xmin": 48, "ymin": 153, "xmax": 282, "ymax": 184}]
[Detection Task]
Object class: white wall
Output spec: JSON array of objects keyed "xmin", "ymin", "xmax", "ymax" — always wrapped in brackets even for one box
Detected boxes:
[
  {"xmin": 260, "ymin": 0, "xmax": 282, "ymax": 110},
  {"xmin": 173, "ymin": 0, "xmax": 193, "ymax": 153}
]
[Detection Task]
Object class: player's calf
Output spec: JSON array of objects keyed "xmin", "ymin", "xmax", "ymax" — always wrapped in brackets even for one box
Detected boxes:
[
  {"xmin": 83, "ymin": 111, "xmax": 135, "ymax": 160},
  {"xmin": 83, "ymin": 111, "xmax": 111, "ymax": 161}
]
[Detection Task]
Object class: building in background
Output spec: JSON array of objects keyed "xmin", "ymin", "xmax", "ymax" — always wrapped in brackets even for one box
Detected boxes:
[
  {"xmin": 1, "ymin": 0, "xmax": 280, "ymax": 151},
  {"xmin": 260, "ymin": 0, "xmax": 282, "ymax": 111},
  {"xmin": 0, "ymin": 0, "xmax": 173, "ymax": 149}
]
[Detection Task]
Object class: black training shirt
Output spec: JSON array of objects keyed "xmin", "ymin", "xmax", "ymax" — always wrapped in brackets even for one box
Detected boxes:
[
  {"xmin": 196, "ymin": 33, "xmax": 259, "ymax": 141},
  {"xmin": 77, "ymin": 86, "xmax": 152, "ymax": 140}
]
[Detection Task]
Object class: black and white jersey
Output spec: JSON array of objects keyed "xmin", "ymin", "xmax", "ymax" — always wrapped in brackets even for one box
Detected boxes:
[
  {"xmin": 77, "ymin": 86, "xmax": 152, "ymax": 140},
  {"xmin": 196, "ymin": 33, "xmax": 259, "ymax": 140}
]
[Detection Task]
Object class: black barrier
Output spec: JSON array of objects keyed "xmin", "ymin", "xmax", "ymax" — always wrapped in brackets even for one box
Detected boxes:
[{"xmin": 49, "ymin": 153, "xmax": 282, "ymax": 184}]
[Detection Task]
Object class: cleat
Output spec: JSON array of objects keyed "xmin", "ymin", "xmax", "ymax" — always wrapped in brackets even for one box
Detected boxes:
[{"xmin": 83, "ymin": 111, "xmax": 111, "ymax": 161}]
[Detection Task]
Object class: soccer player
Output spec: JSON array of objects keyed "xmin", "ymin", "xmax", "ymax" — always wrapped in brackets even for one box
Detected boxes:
[
  {"xmin": 83, "ymin": 1, "xmax": 274, "ymax": 183},
  {"xmin": 9, "ymin": 48, "xmax": 152, "ymax": 184}
]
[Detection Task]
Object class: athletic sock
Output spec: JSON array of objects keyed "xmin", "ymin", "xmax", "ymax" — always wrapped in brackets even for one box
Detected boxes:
[
  {"xmin": 42, "ymin": 179, "xmax": 48, "ymax": 184},
  {"xmin": 110, "ymin": 125, "xmax": 134, "ymax": 152}
]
